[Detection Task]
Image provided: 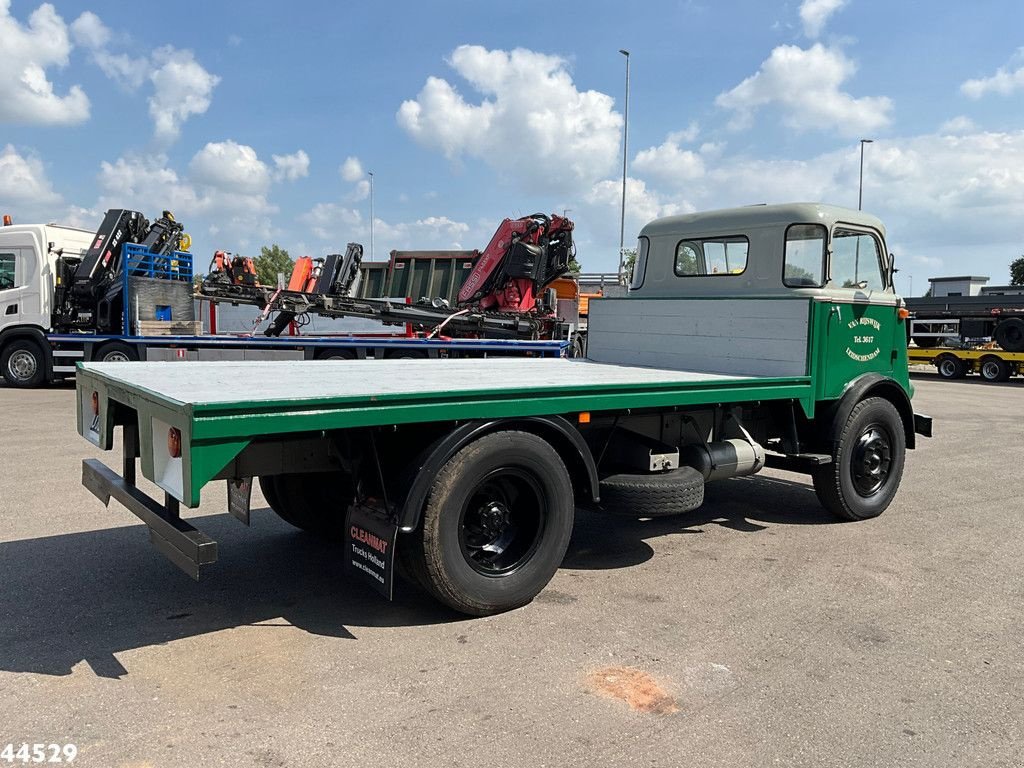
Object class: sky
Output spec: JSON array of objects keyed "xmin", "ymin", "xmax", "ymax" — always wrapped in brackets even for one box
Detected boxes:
[{"xmin": 1, "ymin": 0, "xmax": 1023, "ymax": 295}]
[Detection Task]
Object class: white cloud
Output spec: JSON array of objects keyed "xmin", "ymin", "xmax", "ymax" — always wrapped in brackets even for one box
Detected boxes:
[
  {"xmin": 347, "ymin": 179, "xmax": 370, "ymax": 202},
  {"xmin": 189, "ymin": 141, "xmax": 270, "ymax": 195},
  {"xmin": 71, "ymin": 10, "xmax": 219, "ymax": 140},
  {"xmin": 633, "ymin": 138, "xmax": 706, "ymax": 185},
  {"xmin": 398, "ymin": 45, "xmax": 622, "ymax": 193},
  {"xmin": 148, "ymin": 46, "xmax": 220, "ymax": 142},
  {"xmin": 0, "ymin": 0, "xmax": 89, "ymax": 125},
  {"xmin": 340, "ymin": 156, "xmax": 364, "ymax": 182},
  {"xmin": 272, "ymin": 150, "xmax": 310, "ymax": 182},
  {"xmin": 0, "ymin": 144, "xmax": 61, "ymax": 206},
  {"xmin": 715, "ymin": 43, "xmax": 892, "ymax": 136},
  {"xmin": 799, "ymin": 0, "xmax": 848, "ymax": 38},
  {"xmin": 961, "ymin": 48, "xmax": 1024, "ymax": 98},
  {"xmin": 301, "ymin": 202, "xmax": 470, "ymax": 252},
  {"xmin": 69, "ymin": 11, "xmax": 109, "ymax": 49},
  {"xmin": 96, "ymin": 148, "xmax": 283, "ymax": 252},
  {"xmin": 940, "ymin": 115, "xmax": 977, "ymax": 135},
  {"xmin": 302, "ymin": 203, "xmax": 363, "ymax": 241}
]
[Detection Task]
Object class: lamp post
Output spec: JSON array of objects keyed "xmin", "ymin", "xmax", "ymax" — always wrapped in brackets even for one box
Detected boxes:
[
  {"xmin": 368, "ymin": 171, "xmax": 374, "ymax": 260},
  {"xmin": 618, "ymin": 49, "xmax": 630, "ymax": 282},
  {"xmin": 858, "ymin": 138, "xmax": 873, "ymax": 210}
]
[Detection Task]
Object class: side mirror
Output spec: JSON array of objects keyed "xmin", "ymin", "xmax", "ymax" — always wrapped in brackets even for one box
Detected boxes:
[{"xmin": 886, "ymin": 252, "xmax": 896, "ymax": 288}]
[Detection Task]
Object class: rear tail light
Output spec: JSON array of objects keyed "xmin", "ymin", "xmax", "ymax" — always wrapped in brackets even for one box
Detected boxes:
[
  {"xmin": 167, "ymin": 428, "xmax": 182, "ymax": 458},
  {"xmin": 91, "ymin": 391, "xmax": 99, "ymax": 415}
]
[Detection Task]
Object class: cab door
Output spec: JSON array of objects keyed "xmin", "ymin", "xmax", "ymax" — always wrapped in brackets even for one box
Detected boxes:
[
  {"xmin": 821, "ymin": 225, "xmax": 903, "ymax": 398},
  {"xmin": 0, "ymin": 248, "xmax": 24, "ymax": 327}
]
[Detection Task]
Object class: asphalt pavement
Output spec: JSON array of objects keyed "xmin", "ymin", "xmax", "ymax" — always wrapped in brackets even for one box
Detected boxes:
[{"xmin": 0, "ymin": 372, "xmax": 1021, "ymax": 767}]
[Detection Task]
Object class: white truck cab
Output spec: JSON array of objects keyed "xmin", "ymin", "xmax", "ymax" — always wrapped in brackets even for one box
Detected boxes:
[{"xmin": 0, "ymin": 222, "xmax": 93, "ymax": 335}]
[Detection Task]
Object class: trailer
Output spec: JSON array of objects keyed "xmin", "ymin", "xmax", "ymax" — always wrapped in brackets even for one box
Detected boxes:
[
  {"xmin": 908, "ymin": 345, "xmax": 1023, "ymax": 382},
  {"xmin": 906, "ymin": 295, "xmax": 1024, "ymax": 351},
  {"xmin": 74, "ymin": 203, "xmax": 931, "ymax": 616},
  {"xmin": 0, "ymin": 217, "xmax": 563, "ymax": 388}
]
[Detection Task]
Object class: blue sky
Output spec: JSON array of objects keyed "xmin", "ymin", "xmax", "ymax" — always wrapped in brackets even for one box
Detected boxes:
[{"xmin": 1, "ymin": 0, "xmax": 1023, "ymax": 293}]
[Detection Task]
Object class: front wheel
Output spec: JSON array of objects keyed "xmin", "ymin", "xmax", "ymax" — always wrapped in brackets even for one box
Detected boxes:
[
  {"xmin": 1, "ymin": 340, "xmax": 47, "ymax": 388},
  {"xmin": 404, "ymin": 430, "xmax": 575, "ymax": 615},
  {"xmin": 813, "ymin": 397, "xmax": 906, "ymax": 521}
]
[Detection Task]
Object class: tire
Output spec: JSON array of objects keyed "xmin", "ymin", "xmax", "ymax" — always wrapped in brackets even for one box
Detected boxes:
[
  {"xmin": 569, "ymin": 333, "xmax": 586, "ymax": 359},
  {"xmin": 406, "ymin": 430, "xmax": 574, "ymax": 616},
  {"xmin": 1, "ymin": 339, "xmax": 47, "ymax": 388},
  {"xmin": 994, "ymin": 318, "xmax": 1024, "ymax": 353},
  {"xmin": 383, "ymin": 349, "xmax": 428, "ymax": 359},
  {"xmin": 813, "ymin": 397, "xmax": 906, "ymax": 522},
  {"xmin": 317, "ymin": 348, "xmax": 355, "ymax": 360},
  {"xmin": 935, "ymin": 355, "xmax": 967, "ymax": 380},
  {"xmin": 257, "ymin": 475, "xmax": 283, "ymax": 513},
  {"xmin": 597, "ymin": 467, "xmax": 705, "ymax": 517},
  {"xmin": 95, "ymin": 342, "xmax": 138, "ymax": 363},
  {"xmin": 912, "ymin": 336, "xmax": 939, "ymax": 349},
  {"xmin": 262, "ymin": 470, "xmax": 355, "ymax": 539},
  {"xmin": 979, "ymin": 357, "xmax": 1011, "ymax": 383}
]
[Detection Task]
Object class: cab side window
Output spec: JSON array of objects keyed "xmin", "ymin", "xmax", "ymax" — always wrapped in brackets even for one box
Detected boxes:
[
  {"xmin": 0, "ymin": 253, "xmax": 15, "ymax": 290},
  {"xmin": 675, "ymin": 236, "xmax": 748, "ymax": 276},
  {"xmin": 831, "ymin": 229, "xmax": 884, "ymax": 291},
  {"xmin": 784, "ymin": 224, "xmax": 826, "ymax": 287}
]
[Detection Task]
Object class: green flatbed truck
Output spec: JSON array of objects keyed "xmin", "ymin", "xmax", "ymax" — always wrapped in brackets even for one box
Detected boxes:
[{"xmin": 76, "ymin": 203, "xmax": 932, "ymax": 615}]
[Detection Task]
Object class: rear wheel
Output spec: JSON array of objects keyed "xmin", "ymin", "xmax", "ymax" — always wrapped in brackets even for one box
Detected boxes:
[
  {"xmin": 260, "ymin": 470, "xmax": 355, "ymax": 539},
  {"xmin": 813, "ymin": 397, "xmax": 906, "ymax": 521},
  {"xmin": 1, "ymin": 340, "xmax": 46, "ymax": 388},
  {"xmin": 317, "ymin": 348, "xmax": 355, "ymax": 360},
  {"xmin": 405, "ymin": 430, "xmax": 574, "ymax": 615},
  {"xmin": 95, "ymin": 342, "xmax": 138, "ymax": 363},
  {"xmin": 979, "ymin": 357, "xmax": 1011, "ymax": 383},
  {"xmin": 936, "ymin": 354, "xmax": 967, "ymax": 380}
]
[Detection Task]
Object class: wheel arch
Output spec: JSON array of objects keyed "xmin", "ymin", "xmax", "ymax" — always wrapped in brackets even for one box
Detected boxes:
[
  {"xmin": 821, "ymin": 373, "xmax": 917, "ymax": 450},
  {"xmin": 397, "ymin": 415, "xmax": 599, "ymax": 532}
]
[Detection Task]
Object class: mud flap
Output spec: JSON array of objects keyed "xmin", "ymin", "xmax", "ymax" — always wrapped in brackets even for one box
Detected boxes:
[
  {"xmin": 345, "ymin": 501, "xmax": 398, "ymax": 600},
  {"xmin": 227, "ymin": 477, "xmax": 253, "ymax": 526}
]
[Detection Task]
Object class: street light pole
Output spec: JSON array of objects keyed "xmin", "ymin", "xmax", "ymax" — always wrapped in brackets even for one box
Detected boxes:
[
  {"xmin": 618, "ymin": 49, "xmax": 630, "ymax": 282},
  {"xmin": 858, "ymin": 138, "xmax": 873, "ymax": 210},
  {"xmin": 368, "ymin": 171, "xmax": 374, "ymax": 260}
]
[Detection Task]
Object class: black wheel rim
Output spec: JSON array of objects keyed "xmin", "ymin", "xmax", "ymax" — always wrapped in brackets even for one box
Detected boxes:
[
  {"xmin": 851, "ymin": 424, "xmax": 894, "ymax": 497},
  {"xmin": 458, "ymin": 468, "xmax": 547, "ymax": 576}
]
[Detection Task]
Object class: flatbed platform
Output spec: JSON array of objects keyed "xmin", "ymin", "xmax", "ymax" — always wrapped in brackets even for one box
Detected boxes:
[
  {"xmin": 78, "ymin": 358, "xmax": 814, "ymax": 507},
  {"xmin": 80, "ymin": 357, "xmax": 810, "ymax": 418}
]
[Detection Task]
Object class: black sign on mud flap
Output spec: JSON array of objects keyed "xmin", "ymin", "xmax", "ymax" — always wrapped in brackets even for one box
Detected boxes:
[
  {"xmin": 345, "ymin": 501, "xmax": 398, "ymax": 600},
  {"xmin": 227, "ymin": 477, "xmax": 253, "ymax": 526}
]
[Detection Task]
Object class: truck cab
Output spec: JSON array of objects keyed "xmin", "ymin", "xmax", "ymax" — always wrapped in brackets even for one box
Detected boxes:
[
  {"xmin": 0, "ymin": 222, "xmax": 93, "ymax": 335},
  {"xmin": 0, "ymin": 222, "xmax": 94, "ymax": 385}
]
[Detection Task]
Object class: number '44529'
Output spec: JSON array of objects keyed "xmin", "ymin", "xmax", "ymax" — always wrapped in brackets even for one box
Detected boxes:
[{"xmin": 0, "ymin": 744, "xmax": 77, "ymax": 763}]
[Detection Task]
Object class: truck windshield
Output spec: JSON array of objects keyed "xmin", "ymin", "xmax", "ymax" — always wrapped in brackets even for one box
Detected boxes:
[{"xmin": 831, "ymin": 228, "xmax": 884, "ymax": 291}]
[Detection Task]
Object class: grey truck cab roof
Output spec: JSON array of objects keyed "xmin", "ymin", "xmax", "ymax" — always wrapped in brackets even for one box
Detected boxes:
[{"xmin": 632, "ymin": 202, "xmax": 894, "ymax": 301}]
